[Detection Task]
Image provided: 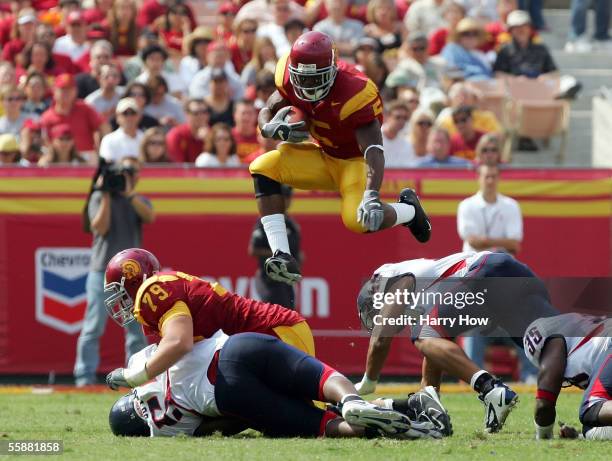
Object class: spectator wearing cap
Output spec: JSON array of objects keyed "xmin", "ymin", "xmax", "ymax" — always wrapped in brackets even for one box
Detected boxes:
[
  {"xmin": 449, "ymin": 106, "xmax": 485, "ymax": 161},
  {"xmin": 229, "ymin": 19, "xmax": 258, "ymax": 75},
  {"xmin": 137, "ymin": 0, "xmax": 196, "ymax": 31},
  {"xmin": 240, "ymin": 37, "xmax": 277, "ymax": 87},
  {"xmin": 313, "ymin": 0, "xmax": 364, "ymax": 57},
  {"xmin": 113, "ymin": 82, "xmax": 160, "ymax": 131},
  {"xmin": 158, "ymin": 2, "xmax": 193, "ymax": 55},
  {"xmin": 85, "ymin": 63, "xmax": 124, "ymax": 120},
  {"xmin": 428, "ymin": 0, "xmax": 466, "ymax": 56},
  {"xmin": 405, "ymin": 0, "xmax": 446, "ymax": 37},
  {"xmin": 135, "ymin": 43, "xmax": 186, "ymax": 97},
  {"xmin": 482, "ymin": 0, "xmax": 521, "ymax": 52},
  {"xmin": 493, "ymin": 11, "xmax": 557, "ymax": 79},
  {"xmin": 53, "ymin": 10, "xmax": 90, "ymax": 63},
  {"xmin": 0, "ymin": 84, "xmax": 31, "ymax": 137},
  {"xmin": 256, "ymin": 0, "xmax": 293, "ymax": 57},
  {"xmin": 179, "ymin": 26, "xmax": 214, "ymax": 87},
  {"xmin": 189, "ymin": 41, "xmax": 245, "ymax": 101},
  {"xmin": 205, "ymin": 69, "xmax": 236, "ymax": 127},
  {"xmin": 232, "ymin": 99, "xmax": 259, "ymax": 163},
  {"xmin": 19, "ymin": 118, "xmax": 43, "ymax": 164},
  {"xmin": 107, "ymin": 0, "xmax": 139, "ymax": 57},
  {"xmin": 166, "ymin": 98, "xmax": 209, "ymax": 163},
  {"xmin": 364, "ymin": 0, "xmax": 405, "ymax": 52},
  {"xmin": 40, "ymin": 73, "xmax": 109, "ymax": 154},
  {"xmin": 441, "ymin": 18, "xmax": 492, "ymax": 81},
  {"xmin": 21, "ymin": 72, "xmax": 49, "ymax": 118},
  {"xmin": 418, "ymin": 127, "xmax": 471, "ymax": 167},
  {"xmin": 216, "ymin": 1, "xmax": 239, "ymax": 42},
  {"xmin": 436, "ymin": 82, "xmax": 502, "ymax": 136},
  {"xmin": 0, "ymin": 133, "xmax": 23, "ymax": 165},
  {"xmin": 99, "ymin": 97, "xmax": 143, "ymax": 163},
  {"xmin": 195, "ymin": 122, "xmax": 240, "ymax": 168},
  {"xmin": 2, "ymin": 8, "xmax": 38, "ymax": 64},
  {"xmin": 38, "ymin": 123, "xmax": 85, "ymax": 165},
  {"xmin": 381, "ymin": 100, "xmax": 417, "ymax": 168},
  {"xmin": 353, "ymin": 37, "xmax": 380, "ymax": 73},
  {"xmin": 75, "ymin": 40, "xmax": 114, "ymax": 99},
  {"xmin": 144, "ymin": 75, "xmax": 185, "ymax": 128}
]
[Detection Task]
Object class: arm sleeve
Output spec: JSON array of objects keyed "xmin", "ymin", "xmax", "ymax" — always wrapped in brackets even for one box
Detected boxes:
[
  {"xmin": 98, "ymin": 135, "xmax": 112, "ymax": 161},
  {"xmin": 457, "ymin": 200, "xmax": 481, "ymax": 240},
  {"xmin": 505, "ymin": 201, "xmax": 523, "ymax": 241}
]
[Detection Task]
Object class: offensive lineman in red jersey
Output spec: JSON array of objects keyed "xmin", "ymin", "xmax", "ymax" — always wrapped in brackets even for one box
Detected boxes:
[
  {"xmin": 249, "ymin": 31, "xmax": 432, "ymax": 285},
  {"xmin": 102, "ymin": 248, "xmax": 315, "ymax": 390}
]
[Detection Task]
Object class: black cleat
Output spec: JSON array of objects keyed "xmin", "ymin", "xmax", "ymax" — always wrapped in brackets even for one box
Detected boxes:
[
  {"xmin": 264, "ymin": 250, "xmax": 302, "ymax": 285},
  {"xmin": 406, "ymin": 387, "xmax": 453, "ymax": 436},
  {"xmin": 399, "ymin": 188, "xmax": 431, "ymax": 243}
]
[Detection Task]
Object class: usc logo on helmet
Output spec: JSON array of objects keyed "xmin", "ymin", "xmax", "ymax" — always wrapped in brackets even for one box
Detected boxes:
[{"xmin": 121, "ymin": 259, "xmax": 141, "ymax": 280}]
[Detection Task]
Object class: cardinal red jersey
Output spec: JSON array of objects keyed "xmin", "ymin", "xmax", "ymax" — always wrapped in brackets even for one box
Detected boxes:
[
  {"xmin": 275, "ymin": 53, "xmax": 383, "ymax": 160},
  {"xmin": 132, "ymin": 271, "xmax": 304, "ymax": 340}
]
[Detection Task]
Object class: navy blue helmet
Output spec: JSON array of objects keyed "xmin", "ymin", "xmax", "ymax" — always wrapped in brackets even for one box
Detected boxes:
[{"xmin": 109, "ymin": 392, "xmax": 150, "ymax": 437}]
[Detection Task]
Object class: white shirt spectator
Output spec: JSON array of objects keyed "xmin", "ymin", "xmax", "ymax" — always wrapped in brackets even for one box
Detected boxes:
[
  {"xmin": 382, "ymin": 131, "xmax": 418, "ymax": 167},
  {"xmin": 144, "ymin": 95, "xmax": 186, "ymax": 125},
  {"xmin": 85, "ymin": 87, "xmax": 124, "ymax": 116},
  {"xmin": 135, "ymin": 70, "xmax": 187, "ymax": 96},
  {"xmin": 0, "ymin": 113, "xmax": 31, "ymax": 137},
  {"xmin": 313, "ymin": 18, "xmax": 364, "ymax": 52},
  {"xmin": 53, "ymin": 35, "xmax": 90, "ymax": 62},
  {"xmin": 99, "ymin": 127, "xmax": 144, "ymax": 162},
  {"xmin": 189, "ymin": 63, "xmax": 245, "ymax": 101},
  {"xmin": 404, "ymin": 0, "xmax": 446, "ymax": 37},
  {"xmin": 457, "ymin": 192, "xmax": 523, "ymax": 253},
  {"xmin": 195, "ymin": 152, "xmax": 241, "ymax": 168},
  {"xmin": 257, "ymin": 23, "xmax": 291, "ymax": 57},
  {"xmin": 235, "ymin": 0, "xmax": 304, "ymax": 26}
]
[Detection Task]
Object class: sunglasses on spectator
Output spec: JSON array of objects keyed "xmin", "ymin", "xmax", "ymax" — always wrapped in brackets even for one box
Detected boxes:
[
  {"xmin": 241, "ymin": 28, "xmax": 257, "ymax": 34},
  {"xmin": 481, "ymin": 147, "xmax": 499, "ymax": 153},
  {"xmin": 121, "ymin": 110, "xmax": 139, "ymax": 116},
  {"xmin": 416, "ymin": 120, "xmax": 433, "ymax": 127},
  {"xmin": 453, "ymin": 116, "xmax": 471, "ymax": 124},
  {"xmin": 148, "ymin": 139, "xmax": 165, "ymax": 146},
  {"xmin": 411, "ymin": 45, "xmax": 427, "ymax": 52},
  {"xmin": 220, "ymin": 11, "xmax": 235, "ymax": 16},
  {"xmin": 460, "ymin": 30, "xmax": 480, "ymax": 37},
  {"xmin": 5, "ymin": 96, "xmax": 24, "ymax": 102},
  {"xmin": 189, "ymin": 109, "xmax": 209, "ymax": 115},
  {"xmin": 130, "ymin": 92, "xmax": 146, "ymax": 98}
]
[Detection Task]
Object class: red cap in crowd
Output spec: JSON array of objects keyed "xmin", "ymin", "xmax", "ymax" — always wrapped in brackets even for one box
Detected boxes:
[
  {"xmin": 55, "ymin": 74, "xmax": 76, "ymax": 89},
  {"xmin": 50, "ymin": 124, "xmax": 73, "ymax": 140},
  {"xmin": 218, "ymin": 2, "xmax": 239, "ymax": 15}
]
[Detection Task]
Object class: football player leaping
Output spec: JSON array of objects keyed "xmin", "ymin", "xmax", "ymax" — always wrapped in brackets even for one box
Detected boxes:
[
  {"xmin": 103, "ymin": 248, "xmax": 316, "ymax": 391},
  {"xmin": 355, "ymin": 251, "xmax": 560, "ymax": 433},
  {"xmin": 523, "ymin": 313, "xmax": 612, "ymax": 440},
  {"xmin": 250, "ymin": 31, "xmax": 431, "ymax": 285},
  {"xmin": 108, "ymin": 330, "xmax": 449, "ymax": 440}
]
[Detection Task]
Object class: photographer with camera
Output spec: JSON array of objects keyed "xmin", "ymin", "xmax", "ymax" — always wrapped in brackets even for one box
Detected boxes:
[{"xmin": 74, "ymin": 156, "xmax": 155, "ymax": 387}]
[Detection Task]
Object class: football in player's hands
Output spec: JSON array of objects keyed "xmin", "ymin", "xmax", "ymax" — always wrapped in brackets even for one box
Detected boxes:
[{"xmin": 284, "ymin": 106, "xmax": 310, "ymax": 134}]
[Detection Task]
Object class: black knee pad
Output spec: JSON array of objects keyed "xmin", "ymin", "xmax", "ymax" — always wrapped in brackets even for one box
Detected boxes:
[
  {"xmin": 252, "ymin": 174, "xmax": 282, "ymax": 198},
  {"xmin": 580, "ymin": 400, "xmax": 605, "ymax": 426}
]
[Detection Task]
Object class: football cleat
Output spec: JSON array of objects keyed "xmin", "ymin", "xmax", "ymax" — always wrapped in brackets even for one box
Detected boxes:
[
  {"xmin": 399, "ymin": 188, "xmax": 431, "ymax": 243},
  {"xmin": 264, "ymin": 250, "xmax": 302, "ymax": 285},
  {"xmin": 406, "ymin": 386, "xmax": 453, "ymax": 436},
  {"xmin": 341, "ymin": 400, "xmax": 410, "ymax": 436},
  {"xmin": 479, "ymin": 381, "xmax": 519, "ymax": 433}
]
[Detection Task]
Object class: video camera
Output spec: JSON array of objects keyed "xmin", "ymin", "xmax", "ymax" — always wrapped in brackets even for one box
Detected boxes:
[{"xmin": 95, "ymin": 158, "xmax": 136, "ymax": 194}]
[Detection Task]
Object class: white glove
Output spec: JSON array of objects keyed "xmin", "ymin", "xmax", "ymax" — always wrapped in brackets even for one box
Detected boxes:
[
  {"xmin": 357, "ymin": 190, "xmax": 384, "ymax": 232},
  {"xmin": 534, "ymin": 420, "xmax": 554, "ymax": 440},
  {"xmin": 261, "ymin": 106, "xmax": 308, "ymax": 142},
  {"xmin": 355, "ymin": 374, "xmax": 378, "ymax": 395}
]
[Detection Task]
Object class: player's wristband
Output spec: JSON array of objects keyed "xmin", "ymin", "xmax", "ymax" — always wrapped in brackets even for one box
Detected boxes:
[
  {"xmin": 536, "ymin": 389, "xmax": 558, "ymax": 404},
  {"xmin": 534, "ymin": 420, "xmax": 554, "ymax": 440},
  {"xmin": 363, "ymin": 144, "xmax": 384, "ymax": 158},
  {"xmin": 124, "ymin": 362, "xmax": 149, "ymax": 387}
]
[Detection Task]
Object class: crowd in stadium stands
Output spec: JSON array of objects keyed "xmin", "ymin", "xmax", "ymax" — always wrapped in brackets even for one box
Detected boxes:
[{"xmin": 0, "ymin": 0, "xmax": 594, "ymax": 167}]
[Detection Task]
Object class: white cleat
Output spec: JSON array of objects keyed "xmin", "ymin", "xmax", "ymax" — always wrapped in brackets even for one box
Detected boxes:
[
  {"xmin": 342, "ymin": 400, "xmax": 410, "ymax": 435},
  {"xmin": 480, "ymin": 382, "xmax": 519, "ymax": 433}
]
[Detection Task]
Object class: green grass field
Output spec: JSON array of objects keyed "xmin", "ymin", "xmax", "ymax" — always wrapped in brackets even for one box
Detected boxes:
[{"xmin": 1, "ymin": 391, "xmax": 608, "ymax": 460}]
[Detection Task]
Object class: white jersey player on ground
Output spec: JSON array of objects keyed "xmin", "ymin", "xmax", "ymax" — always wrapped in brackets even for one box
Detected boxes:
[
  {"xmin": 355, "ymin": 250, "xmax": 559, "ymax": 433},
  {"xmin": 523, "ymin": 313, "xmax": 612, "ymax": 440},
  {"xmin": 107, "ymin": 331, "xmax": 449, "ymax": 439}
]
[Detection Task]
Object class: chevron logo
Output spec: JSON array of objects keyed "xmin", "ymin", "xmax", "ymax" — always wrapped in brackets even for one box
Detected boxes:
[{"xmin": 35, "ymin": 248, "xmax": 92, "ymax": 334}]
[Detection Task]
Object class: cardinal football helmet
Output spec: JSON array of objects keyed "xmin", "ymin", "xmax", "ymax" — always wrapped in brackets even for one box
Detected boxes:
[
  {"xmin": 104, "ymin": 248, "xmax": 161, "ymax": 326},
  {"xmin": 288, "ymin": 31, "xmax": 338, "ymax": 102}
]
